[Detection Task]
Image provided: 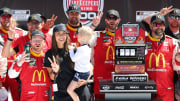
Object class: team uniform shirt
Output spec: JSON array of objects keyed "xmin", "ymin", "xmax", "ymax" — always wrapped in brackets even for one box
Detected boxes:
[
  {"xmin": 8, "ymin": 50, "xmax": 51, "ymax": 101},
  {"xmin": 69, "ymin": 44, "xmax": 91, "ymax": 73},
  {"xmin": 0, "ymin": 35, "xmax": 7, "ymax": 82},
  {"xmin": 93, "ymin": 29, "xmax": 115, "ymax": 95},
  {"xmin": 0, "ymin": 26, "xmax": 24, "ymax": 101},
  {"xmin": 141, "ymin": 20, "xmax": 180, "ymax": 101},
  {"xmin": 66, "ymin": 23, "xmax": 82, "ymax": 47},
  {"xmin": 0, "ymin": 26, "xmax": 25, "ymax": 67},
  {"xmin": 145, "ymin": 34, "xmax": 178, "ymax": 101}
]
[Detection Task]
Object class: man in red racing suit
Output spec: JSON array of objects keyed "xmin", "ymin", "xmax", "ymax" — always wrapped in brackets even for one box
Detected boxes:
[
  {"xmin": 8, "ymin": 30, "xmax": 51, "ymax": 101},
  {"xmin": 0, "ymin": 7, "xmax": 25, "ymax": 101},
  {"xmin": 115, "ymin": 13, "xmax": 180, "ymax": 101},
  {"xmin": 93, "ymin": 9, "xmax": 121, "ymax": 100}
]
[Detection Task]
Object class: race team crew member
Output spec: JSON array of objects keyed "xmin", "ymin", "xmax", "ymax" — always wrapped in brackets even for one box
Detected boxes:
[
  {"xmin": 8, "ymin": 31, "xmax": 51, "ymax": 101},
  {"xmin": 0, "ymin": 7, "xmax": 25, "ymax": 101},
  {"xmin": 165, "ymin": 8, "xmax": 180, "ymax": 39},
  {"xmin": 93, "ymin": 9, "xmax": 120, "ymax": 100},
  {"xmin": 141, "ymin": 14, "xmax": 180, "ymax": 101},
  {"xmin": 66, "ymin": 4, "xmax": 102, "ymax": 47},
  {"xmin": 164, "ymin": 7, "xmax": 180, "ymax": 100},
  {"xmin": 1, "ymin": 13, "xmax": 53, "ymax": 101},
  {"xmin": 2, "ymin": 13, "xmax": 52, "ymax": 58}
]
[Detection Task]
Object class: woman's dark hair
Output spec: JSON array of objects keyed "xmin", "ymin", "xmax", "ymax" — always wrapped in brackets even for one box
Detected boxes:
[{"xmin": 51, "ymin": 31, "xmax": 74, "ymax": 69}]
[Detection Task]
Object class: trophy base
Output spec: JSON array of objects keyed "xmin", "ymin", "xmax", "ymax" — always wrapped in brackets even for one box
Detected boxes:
[{"xmin": 112, "ymin": 72, "xmax": 148, "ymax": 83}]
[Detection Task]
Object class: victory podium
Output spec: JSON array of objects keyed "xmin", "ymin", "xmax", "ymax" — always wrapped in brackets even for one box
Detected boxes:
[{"xmin": 99, "ymin": 24, "xmax": 157, "ymax": 101}]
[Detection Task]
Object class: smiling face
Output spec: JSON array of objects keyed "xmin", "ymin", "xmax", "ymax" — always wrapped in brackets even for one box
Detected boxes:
[
  {"xmin": 168, "ymin": 15, "xmax": 180, "ymax": 28},
  {"xmin": 0, "ymin": 14, "xmax": 12, "ymax": 30},
  {"xmin": 68, "ymin": 11, "xmax": 81, "ymax": 26},
  {"xmin": 30, "ymin": 35, "xmax": 44, "ymax": 52},
  {"xmin": 27, "ymin": 20, "xmax": 42, "ymax": 33},
  {"xmin": 54, "ymin": 30, "xmax": 67, "ymax": 48},
  {"xmin": 151, "ymin": 20, "xmax": 165, "ymax": 36}
]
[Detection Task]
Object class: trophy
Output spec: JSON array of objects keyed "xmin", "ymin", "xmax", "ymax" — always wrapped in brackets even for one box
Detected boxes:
[{"xmin": 99, "ymin": 24, "xmax": 157, "ymax": 101}]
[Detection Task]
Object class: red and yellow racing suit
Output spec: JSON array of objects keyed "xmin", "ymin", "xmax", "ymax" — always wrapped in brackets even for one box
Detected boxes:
[
  {"xmin": 8, "ymin": 50, "xmax": 51, "ymax": 101},
  {"xmin": 145, "ymin": 34, "xmax": 178, "ymax": 101},
  {"xmin": 0, "ymin": 26, "xmax": 24, "ymax": 101},
  {"xmin": 93, "ymin": 29, "xmax": 115, "ymax": 100},
  {"xmin": 66, "ymin": 23, "xmax": 81, "ymax": 47}
]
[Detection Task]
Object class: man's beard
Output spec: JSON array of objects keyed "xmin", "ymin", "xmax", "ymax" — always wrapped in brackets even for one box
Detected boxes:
[
  {"xmin": 154, "ymin": 28, "xmax": 164, "ymax": 36},
  {"xmin": 106, "ymin": 23, "xmax": 118, "ymax": 31},
  {"xmin": 69, "ymin": 18, "xmax": 80, "ymax": 25}
]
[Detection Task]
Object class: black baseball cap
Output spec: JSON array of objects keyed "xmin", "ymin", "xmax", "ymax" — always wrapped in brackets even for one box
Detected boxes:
[
  {"xmin": 53, "ymin": 24, "xmax": 69, "ymax": 33},
  {"xmin": 0, "ymin": 7, "xmax": 12, "ymax": 16},
  {"xmin": 28, "ymin": 14, "xmax": 42, "ymax": 23},
  {"xmin": 106, "ymin": 9, "xmax": 120, "ymax": 18},
  {"xmin": 31, "ymin": 30, "xmax": 45, "ymax": 39},
  {"xmin": 151, "ymin": 14, "xmax": 165, "ymax": 24},
  {"xmin": 169, "ymin": 8, "xmax": 180, "ymax": 16},
  {"xmin": 67, "ymin": 4, "xmax": 81, "ymax": 13}
]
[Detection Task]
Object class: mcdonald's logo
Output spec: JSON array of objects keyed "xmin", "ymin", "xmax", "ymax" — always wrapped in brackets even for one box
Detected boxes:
[
  {"xmin": 32, "ymin": 70, "xmax": 46, "ymax": 82},
  {"xmin": 106, "ymin": 46, "xmax": 115, "ymax": 60},
  {"xmin": 149, "ymin": 53, "xmax": 165, "ymax": 68}
]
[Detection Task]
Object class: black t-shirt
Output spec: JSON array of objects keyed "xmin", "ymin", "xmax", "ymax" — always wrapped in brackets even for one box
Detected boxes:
[{"xmin": 44, "ymin": 48, "xmax": 90, "ymax": 101}]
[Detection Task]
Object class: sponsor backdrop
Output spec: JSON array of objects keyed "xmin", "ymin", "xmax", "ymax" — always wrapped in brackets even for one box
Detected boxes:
[{"xmin": 0, "ymin": 0, "xmax": 180, "ymax": 30}]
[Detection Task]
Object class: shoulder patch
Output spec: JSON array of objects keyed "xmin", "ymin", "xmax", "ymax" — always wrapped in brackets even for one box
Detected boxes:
[{"xmin": 95, "ymin": 31, "xmax": 101, "ymax": 37}]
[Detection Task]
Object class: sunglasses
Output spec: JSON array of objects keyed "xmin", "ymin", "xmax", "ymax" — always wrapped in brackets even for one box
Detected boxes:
[
  {"xmin": 107, "ymin": 16, "xmax": 118, "ymax": 21},
  {"xmin": 1, "ymin": 15, "xmax": 11, "ymax": 19},
  {"xmin": 152, "ymin": 22, "xmax": 165, "ymax": 27},
  {"xmin": 170, "ymin": 16, "xmax": 180, "ymax": 20}
]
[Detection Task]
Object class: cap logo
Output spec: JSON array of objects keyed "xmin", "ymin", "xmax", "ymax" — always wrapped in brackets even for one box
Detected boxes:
[
  {"xmin": 32, "ymin": 16, "xmax": 36, "ymax": 19},
  {"xmin": 4, "ymin": 9, "xmax": 8, "ymax": 12},
  {"xmin": 157, "ymin": 15, "xmax": 161, "ymax": 19},
  {"xmin": 109, "ymin": 10, "xmax": 113, "ymax": 14},
  {"xmin": 63, "ymin": 0, "xmax": 104, "ymax": 26},
  {"xmin": 72, "ymin": 6, "xmax": 77, "ymax": 10}
]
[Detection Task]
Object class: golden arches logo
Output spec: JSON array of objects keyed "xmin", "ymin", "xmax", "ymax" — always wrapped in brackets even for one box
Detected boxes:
[
  {"xmin": 32, "ymin": 70, "xmax": 46, "ymax": 82},
  {"xmin": 149, "ymin": 53, "xmax": 165, "ymax": 68},
  {"xmin": 106, "ymin": 46, "xmax": 115, "ymax": 60}
]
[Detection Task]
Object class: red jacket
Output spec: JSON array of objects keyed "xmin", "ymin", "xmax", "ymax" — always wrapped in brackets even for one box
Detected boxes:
[
  {"xmin": 0, "ymin": 27, "xmax": 24, "ymax": 83},
  {"xmin": 93, "ymin": 29, "xmax": 115, "ymax": 94},
  {"xmin": 145, "ymin": 34, "xmax": 176, "ymax": 101},
  {"xmin": 9, "ymin": 51, "xmax": 51, "ymax": 101}
]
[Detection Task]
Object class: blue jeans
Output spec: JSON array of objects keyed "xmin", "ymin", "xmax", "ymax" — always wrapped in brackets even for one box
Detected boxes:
[{"xmin": 73, "ymin": 71, "xmax": 90, "ymax": 82}]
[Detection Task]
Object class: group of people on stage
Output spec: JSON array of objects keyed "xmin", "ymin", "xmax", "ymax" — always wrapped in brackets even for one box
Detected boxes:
[{"xmin": 0, "ymin": 3, "xmax": 180, "ymax": 101}]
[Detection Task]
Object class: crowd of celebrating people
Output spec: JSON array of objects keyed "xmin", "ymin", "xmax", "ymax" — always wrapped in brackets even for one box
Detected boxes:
[{"xmin": 0, "ymin": 3, "xmax": 180, "ymax": 101}]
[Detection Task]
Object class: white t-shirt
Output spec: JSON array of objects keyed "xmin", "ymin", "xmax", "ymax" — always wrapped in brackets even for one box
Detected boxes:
[{"xmin": 69, "ymin": 45, "xmax": 91, "ymax": 73}]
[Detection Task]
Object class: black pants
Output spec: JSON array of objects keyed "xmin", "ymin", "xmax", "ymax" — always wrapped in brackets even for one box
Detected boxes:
[{"xmin": 54, "ymin": 85, "xmax": 90, "ymax": 101}]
